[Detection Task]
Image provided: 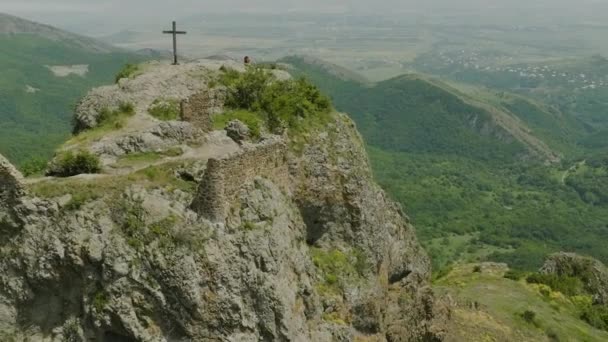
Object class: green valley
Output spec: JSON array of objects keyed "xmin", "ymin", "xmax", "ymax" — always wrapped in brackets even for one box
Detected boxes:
[
  {"xmin": 282, "ymin": 55, "xmax": 608, "ymax": 273},
  {"xmin": 0, "ymin": 13, "xmax": 146, "ymax": 166}
]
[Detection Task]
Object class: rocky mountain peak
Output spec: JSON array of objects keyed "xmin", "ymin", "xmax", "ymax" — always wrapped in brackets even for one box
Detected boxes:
[{"xmin": 0, "ymin": 60, "xmax": 448, "ymax": 341}]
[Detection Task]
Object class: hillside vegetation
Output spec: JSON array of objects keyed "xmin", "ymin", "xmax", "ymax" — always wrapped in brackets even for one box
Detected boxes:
[
  {"xmin": 282, "ymin": 55, "xmax": 608, "ymax": 272},
  {"xmin": 0, "ymin": 14, "xmax": 146, "ymax": 166},
  {"xmin": 437, "ymin": 263, "xmax": 608, "ymax": 341}
]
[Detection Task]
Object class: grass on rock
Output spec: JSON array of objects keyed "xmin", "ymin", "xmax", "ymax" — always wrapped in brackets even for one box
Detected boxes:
[
  {"xmin": 115, "ymin": 63, "xmax": 142, "ymax": 83},
  {"xmin": 148, "ymin": 98, "xmax": 180, "ymax": 121}
]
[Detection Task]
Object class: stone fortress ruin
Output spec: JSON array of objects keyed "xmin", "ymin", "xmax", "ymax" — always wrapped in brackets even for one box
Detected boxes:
[
  {"xmin": 191, "ymin": 136, "xmax": 289, "ymax": 221},
  {"xmin": 179, "ymin": 88, "xmax": 226, "ymax": 132}
]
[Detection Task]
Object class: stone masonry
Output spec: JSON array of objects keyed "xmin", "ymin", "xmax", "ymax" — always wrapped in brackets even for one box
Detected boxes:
[
  {"xmin": 191, "ymin": 136, "xmax": 289, "ymax": 221},
  {"xmin": 180, "ymin": 88, "xmax": 226, "ymax": 132}
]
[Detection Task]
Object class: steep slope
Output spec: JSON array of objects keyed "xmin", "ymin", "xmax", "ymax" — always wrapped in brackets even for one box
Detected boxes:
[
  {"xmin": 282, "ymin": 55, "xmax": 608, "ymax": 273},
  {"xmin": 436, "ymin": 262, "xmax": 608, "ymax": 341},
  {"xmin": 0, "ymin": 60, "xmax": 448, "ymax": 341},
  {"xmin": 413, "ymin": 52, "xmax": 608, "ymax": 151},
  {"xmin": 0, "ymin": 13, "xmax": 147, "ymax": 165},
  {"xmin": 281, "ymin": 55, "xmax": 559, "ymax": 163}
]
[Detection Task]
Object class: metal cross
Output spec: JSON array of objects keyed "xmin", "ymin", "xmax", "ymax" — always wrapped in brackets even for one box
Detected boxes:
[{"xmin": 162, "ymin": 21, "xmax": 187, "ymax": 65}]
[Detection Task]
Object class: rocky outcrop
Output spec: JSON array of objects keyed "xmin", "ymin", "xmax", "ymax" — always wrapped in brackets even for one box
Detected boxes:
[
  {"xmin": 73, "ymin": 60, "xmax": 244, "ymax": 132},
  {"xmin": 0, "ymin": 154, "xmax": 25, "ymax": 229},
  {"xmin": 290, "ymin": 114, "xmax": 446, "ymax": 340},
  {"xmin": 225, "ymin": 120, "xmax": 251, "ymax": 144},
  {"xmin": 89, "ymin": 121, "xmax": 202, "ymax": 159},
  {"xmin": 0, "ymin": 153, "xmax": 23, "ymax": 203},
  {"xmin": 0, "ymin": 64, "xmax": 447, "ymax": 341},
  {"xmin": 541, "ymin": 252, "xmax": 608, "ymax": 304}
]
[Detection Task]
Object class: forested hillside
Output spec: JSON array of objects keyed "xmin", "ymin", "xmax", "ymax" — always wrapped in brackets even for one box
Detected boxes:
[
  {"xmin": 0, "ymin": 14, "xmax": 146, "ymax": 165},
  {"xmin": 282, "ymin": 55, "xmax": 608, "ymax": 272}
]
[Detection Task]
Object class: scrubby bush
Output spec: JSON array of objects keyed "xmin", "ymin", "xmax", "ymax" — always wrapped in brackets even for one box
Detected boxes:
[
  {"xmin": 148, "ymin": 99, "xmax": 180, "ymax": 121},
  {"xmin": 222, "ymin": 68, "xmax": 271, "ymax": 110},
  {"xmin": 526, "ymin": 273, "xmax": 585, "ymax": 296},
  {"xmin": 51, "ymin": 151, "xmax": 101, "ymax": 177},
  {"xmin": 96, "ymin": 102, "xmax": 136, "ymax": 130},
  {"xmin": 19, "ymin": 157, "xmax": 48, "ymax": 177},
  {"xmin": 118, "ymin": 101, "xmax": 135, "ymax": 114},
  {"xmin": 580, "ymin": 304, "xmax": 608, "ymax": 331},
  {"xmin": 260, "ymin": 77, "xmax": 332, "ymax": 133},
  {"xmin": 504, "ymin": 269, "xmax": 526, "ymax": 281},
  {"xmin": 521, "ymin": 310, "xmax": 538, "ymax": 325},
  {"xmin": 115, "ymin": 63, "xmax": 140, "ymax": 83},
  {"xmin": 219, "ymin": 68, "xmax": 332, "ymax": 135}
]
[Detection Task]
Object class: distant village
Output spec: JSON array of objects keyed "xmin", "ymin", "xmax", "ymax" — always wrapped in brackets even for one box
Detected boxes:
[{"xmin": 421, "ymin": 50, "xmax": 608, "ymax": 91}]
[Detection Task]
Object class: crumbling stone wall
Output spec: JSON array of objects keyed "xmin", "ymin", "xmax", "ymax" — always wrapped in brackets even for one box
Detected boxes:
[
  {"xmin": 0, "ymin": 154, "xmax": 24, "ymax": 205},
  {"xmin": 180, "ymin": 88, "xmax": 226, "ymax": 132},
  {"xmin": 192, "ymin": 137, "xmax": 289, "ymax": 221}
]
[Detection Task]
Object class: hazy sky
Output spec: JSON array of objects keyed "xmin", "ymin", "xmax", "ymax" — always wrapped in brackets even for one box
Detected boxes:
[
  {"xmin": 6, "ymin": 0, "xmax": 607, "ymax": 14},
  {"xmin": 4, "ymin": 0, "xmax": 608, "ymax": 35}
]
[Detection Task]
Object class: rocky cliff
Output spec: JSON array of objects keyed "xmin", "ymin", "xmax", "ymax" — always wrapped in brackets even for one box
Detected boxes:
[
  {"xmin": 541, "ymin": 252, "xmax": 608, "ymax": 305},
  {"xmin": 0, "ymin": 60, "xmax": 447, "ymax": 341}
]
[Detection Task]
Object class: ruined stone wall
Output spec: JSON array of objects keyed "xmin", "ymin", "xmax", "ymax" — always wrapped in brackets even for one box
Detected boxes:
[
  {"xmin": 192, "ymin": 137, "xmax": 289, "ymax": 221},
  {"xmin": 0, "ymin": 154, "xmax": 24, "ymax": 206},
  {"xmin": 180, "ymin": 88, "xmax": 226, "ymax": 132}
]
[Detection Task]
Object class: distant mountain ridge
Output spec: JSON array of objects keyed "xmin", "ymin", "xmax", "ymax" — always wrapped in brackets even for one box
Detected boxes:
[
  {"xmin": 0, "ymin": 13, "xmax": 146, "ymax": 165},
  {"xmin": 0, "ymin": 12, "xmax": 117, "ymax": 53},
  {"xmin": 281, "ymin": 55, "xmax": 560, "ymax": 162}
]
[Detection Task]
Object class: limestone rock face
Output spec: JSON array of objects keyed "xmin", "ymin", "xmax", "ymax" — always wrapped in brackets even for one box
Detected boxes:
[
  {"xmin": 89, "ymin": 121, "xmax": 202, "ymax": 159},
  {"xmin": 0, "ymin": 153, "xmax": 23, "ymax": 202},
  {"xmin": 0, "ymin": 153, "xmax": 24, "ymax": 228},
  {"xmin": 0, "ymin": 66, "xmax": 447, "ymax": 341},
  {"xmin": 73, "ymin": 60, "xmax": 244, "ymax": 133},
  {"xmin": 541, "ymin": 252, "xmax": 608, "ymax": 305}
]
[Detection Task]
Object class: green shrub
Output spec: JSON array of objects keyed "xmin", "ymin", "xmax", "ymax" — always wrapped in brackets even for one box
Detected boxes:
[
  {"xmin": 223, "ymin": 68, "xmax": 272, "ymax": 110},
  {"xmin": 148, "ymin": 99, "xmax": 180, "ymax": 121},
  {"xmin": 241, "ymin": 221, "xmax": 257, "ymax": 230},
  {"xmin": 526, "ymin": 273, "xmax": 585, "ymax": 296},
  {"xmin": 51, "ymin": 151, "xmax": 101, "ymax": 177},
  {"xmin": 64, "ymin": 191, "xmax": 100, "ymax": 211},
  {"xmin": 115, "ymin": 63, "xmax": 140, "ymax": 83},
  {"xmin": 257, "ymin": 76, "xmax": 331, "ymax": 133},
  {"xmin": 219, "ymin": 68, "xmax": 332, "ymax": 135},
  {"xmin": 149, "ymin": 215, "xmax": 177, "ymax": 236},
  {"xmin": 504, "ymin": 269, "xmax": 526, "ymax": 281},
  {"xmin": 119, "ymin": 101, "xmax": 135, "ymax": 114},
  {"xmin": 97, "ymin": 102, "xmax": 136, "ymax": 129},
  {"xmin": 19, "ymin": 157, "xmax": 48, "ymax": 177},
  {"xmin": 311, "ymin": 248, "xmax": 367, "ymax": 295},
  {"xmin": 580, "ymin": 304, "xmax": 608, "ymax": 331},
  {"xmin": 521, "ymin": 310, "xmax": 537, "ymax": 325},
  {"xmin": 93, "ymin": 291, "xmax": 109, "ymax": 312}
]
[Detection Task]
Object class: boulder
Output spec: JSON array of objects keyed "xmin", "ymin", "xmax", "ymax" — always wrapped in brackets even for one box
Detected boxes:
[{"xmin": 225, "ymin": 119, "xmax": 251, "ymax": 144}]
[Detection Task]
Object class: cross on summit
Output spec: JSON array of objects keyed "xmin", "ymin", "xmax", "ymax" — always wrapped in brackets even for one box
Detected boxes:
[{"xmin": 163, "ymin": 21, "xmax": 187, "ymax": 65}]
